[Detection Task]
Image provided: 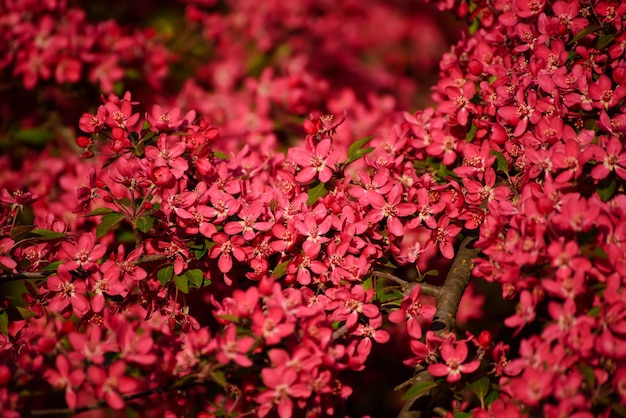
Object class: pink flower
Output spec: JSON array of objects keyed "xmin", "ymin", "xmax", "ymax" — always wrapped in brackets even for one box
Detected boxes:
[
  {"xmin": 252, "ymin": 306, "xmax": 295, "ymax": 345},
  {"xmin": 434, "ymin": 216, "xmax": 462, "ymax": 259},
  {"xmin": 215, "ymin": 325, "xmax": 255, "ymax": 367},
  {"xmin": 87, "ymin": 361, "xmax": 139, "ymax": 410},
  {"xmin": 365, "ymin": 184, "xmax": 415, "ymax": 237},
  {"xmin": 145, "ymin": 105, "xmax": 196, "ymax": 132},
  {"xmin": 589, "ymin": 136, "xmax": 626, "ymax": 180},
  {"xmin": 291, "ymin": 138, "xmax": 340, "ymax": 184},
  {"xmin": 256, "ymin": 367, "xmax": 311, "ymax": 418},
  {"xmin": 44, "ymin": 355, "xmax": 84, "ymax": 409},
  {"xmin": 208, "ymin": 233, "xmax": 248, "ymax": 274},
  {"xmin": 428, "ymin": 340, "xmax": 480, "ymax": 383},
  {"xmin": 145, "ymin": 134, "xmax": 189, "ymax": 179},
  {"xmin": 46, "ymin": 265, "xmax": 89, "ymax": 316},
  {"xmin": 61, "ymin": 232, "xmax": 106, "ymax": 271},
  {"xmin": 223, "ymin": 200, "xmax": 273, "ymax": 240},
  {"xmin": 388, "ymin": 285, "xmax": 436, "ymax": 339},
  {"xmin": 0, "ymin": 238, "xmax": 17, "ymax": 270}
]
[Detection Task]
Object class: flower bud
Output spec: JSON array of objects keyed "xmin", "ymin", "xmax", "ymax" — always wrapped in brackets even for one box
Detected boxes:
[
  {"xmin": 76, "ymin": 136, "xmax": 92, "ymax": 148},
  {"xmin": 477, "ymin": 330, "xmax": 492, "ymax": 349}
]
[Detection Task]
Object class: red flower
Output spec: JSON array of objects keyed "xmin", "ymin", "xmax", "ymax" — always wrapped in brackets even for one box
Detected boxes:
[
  {"xmin": 87, "ymin": 361, "xmax": 139, "ymax": 410},
  {"xmin": 256, "ymin": 366, "xmax": 311, "ymax": 418},
  {"xmin": 388, "ymin": 285, "xmax": 436, "ymax": 339},
  {"xmin": 61, "ymin": 232, "xmax": 106, "ymax": 271},
  {"xmin": 291, "ymin": 138, "xmax": 340, "ymax": 184},
  {"xmin": 428, "ymin": 339, "xmax": 480, "ymax": 383},
  {"xmin": 44, "ymin": 355, "xmax": 85, "ymax": 409},
  {"xmin": 209, "ymin": 233, "xmax": 248, "ymax": 275}
]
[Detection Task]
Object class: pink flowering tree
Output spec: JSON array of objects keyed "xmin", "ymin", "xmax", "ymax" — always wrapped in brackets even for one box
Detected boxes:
[{"xmin": 2, "ymin": 0, "xmax": 626, "ymax": 417}]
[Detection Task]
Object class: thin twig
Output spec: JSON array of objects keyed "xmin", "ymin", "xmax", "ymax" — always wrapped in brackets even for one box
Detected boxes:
[
  {"xmin": 397, "ymin": 371, "xmax": 434, "ymax": 418},
  {"xmin": 411, "ymin": 282, "xmax": 441, "ymax": 299},
  {"xmin": 374, "ymin": 270, "xmax": 410, "ymax": 287},
  {"xmin": 27, "ymin": 381, "xmax": 206, "ymax": 416},
  {"xmin": 374, "ymin": 270, "xmax": 442, "ymax": 298},
  {"xmin": 332, "ymin": 324, "xmax": 350, "ymax": 341},
  {"xmin": 0, "ymin": 271, "xmax": 52, "ymax": 282},
  {"xmin": 0, "ymin": 255, "xmax": 169, "ymax": 283}
]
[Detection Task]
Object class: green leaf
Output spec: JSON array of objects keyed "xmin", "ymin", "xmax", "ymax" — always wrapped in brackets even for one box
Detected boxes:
[
  {"xmin": 0, "ymin": 312, "xmax": 7, "ymax": 335},
  {"xmin": 218, "ymin": 314, "xmax": 240, "ymax": 323},
  {"xmin": 173, "ymin": 274, "xmax": 189, "ymax": 293},
  {"xmin": 41, "ymin": 261, "xmax": 62, "ymax": 272},
  {"xmin": 101, "ymin": 155, "xmax": 121, "ymax": 169},
  {"xmin": 307, "ymin": 181, "xmax": 330, "ymax": 205},
  {"xmin": 379, "ymin": 288, "xmax": 404, "ymax": 303},
  {"xmin": 189, "ymin": 240, "xmax": 209, "ymax": 260},
  {"xmin": 211, "ymin": 370, "xmax": 228, "ymax": 388},
  {"xmin": 485, "ymin": 391, "xmax": 499, "ymax": 407},
  {"xmin": 597, "ymin": 34, "xmax": 615, "ymax": 50},
  {"xmin": 213, "ymin": 151, "xmax": 229, "ymax": 160},
  {"xmin": 570, "ymin": 24, "xmax": 602, "ymax": 44},
  {"xmin": 346, "ymin": 147, "xmax": 375, "ymax": 165},
  {"xmin": 194, "ymin": 249, "xmax": 206, "ymax": 260},
  {"xmin": 587, "ymin": 306, "xmax": 601, "ymax": 317},
  {"xmin": 490, "ymin": 150, "xmax": 509, "ymax": 173},
  {"xmin": 135, "ymin": 215, "xmax": 154, "ymax": 233},
  {"xmin": 362, "ymin": 277, "xmax": 373, "ymax": 292},
  {"xmin": 30, "ymin": 229, "xmax": 66, "ymax": 240},
  {"xmin": 157, "ymin": 265, "xmax": 174, "ymax": 285},
  {"xmin": 468, "ymin": 18, "xmax": 480, "ymax": 35},
  {"xmin": 85, "ymin": 207, "xmax": 116, "ymax": 217},
  {"xmin": 9, "ymin": 225, "xmax": 35, "ymax": 241},
  {"xmin": 346, "ymin": 136, "xmax": 375, "ymax": 165},
  {"xmin": 402, "ymin": 381, "xmax": 437, "ymax": 400},
  {"xmin": 454, "ymin": 413, "xmax": 472, "ymax": 418},
  {"xmin": 597, "ymin": 178, "xmax": 616, "ymax": 202},
  {"xmin": 14, "ymin": 129, "xmax": 54, "ymax": 145},
  {"xmin": 14, "ymin": 306, "xmax": 36, "ymax": 320},
  {"xmin": 96, "ymin": 213, "xmax": 124, "ymax": 239},
  {"xmin": 272, "ymin": 259, "xmax": 291, "ymax": 279},
  {"xmin": 466, "ymin": 122, "xmax": 478, "ymax": 142},
  {"xmin": 347, "ymin": 135, "xmax": 374, "ymax": 160},
  {"xmin": 467, "ymin": 377, "xmax": 490, "ymax": 401},
  {"xmin": 184, "ymin": 269, "xmax": 204, "ymax": 287},
  {"xmin": 578, "ymin": 364, "xmax": 595, "ymax": 387}
]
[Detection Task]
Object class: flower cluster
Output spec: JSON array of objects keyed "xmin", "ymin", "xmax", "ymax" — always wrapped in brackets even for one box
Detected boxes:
[{"xmin": 1, "ymin": 0, "xmax": 626, "ymax": 416}]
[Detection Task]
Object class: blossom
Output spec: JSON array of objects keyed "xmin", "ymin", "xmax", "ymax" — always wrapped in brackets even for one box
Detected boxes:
[
  {"xmin": 44, "ymin": 355, "xmax": 85, "ymax": 409},
  {"xmin": 145, "ymin": 105, "xmax": 196, "ymax": 131},
  {"xmin": 256, "ymin": 367, "xmax": 311, "ymax": 418},
  {"xmin": 428, "ymin": 340, "xmax": 480, "ymax": 383},
  {"xmin": 388, "ymin": 285, "xmax": 436, "ymax": 339},
  {"xmin": 0, "ymin": 238, "xmax": 17, "ymax": 270},
  {"xmin": 290, "ymin": 138, "xmax": 340, "ymax": 184},
  {"xmin": 61, "ymin": 232, "xmax": 106, "ymax": 271},
  {"xmin": 215, "ymin": 325, "xmax": 255, "ymax": 367},
  {"xmin": 208, "ymin": 233, "xmax": 248, "ymax": 275},
  {"xmin": 87, "ymin": 361, "xmax": 139, "ymax": 410}
]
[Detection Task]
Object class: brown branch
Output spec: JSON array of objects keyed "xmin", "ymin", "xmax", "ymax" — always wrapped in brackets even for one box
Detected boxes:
[
  {"xmin": 374, "ymin": 270, "xmax": 410, "ymax": 287},
  {"xmin": 397, "ymin": 371, "xmax": 434, "ymax": 418},
  {"xmin": 27, "ymin": 380, "xmax": 206, "ymax": 416},
  {"xmin": 332, "ymin": 324, "xmax": 350, "ymax": 340},
  {"xmin": 429, "ymin": 235, "xmax": 480, "ymax": 337},
  {"xmin": 412, "ymin": 282, "xmax": 441, "ymax": 299},
  {"xmin": 397, "ymin": 235, "xmax": 480, "ymax": 418},
  {"xmin": 0, "ymin": 271, "xmax": 53, "ymax": 282},
  {"xmin": 0, "ymin": 255, "xmax": 168, "ymax": 283}
]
